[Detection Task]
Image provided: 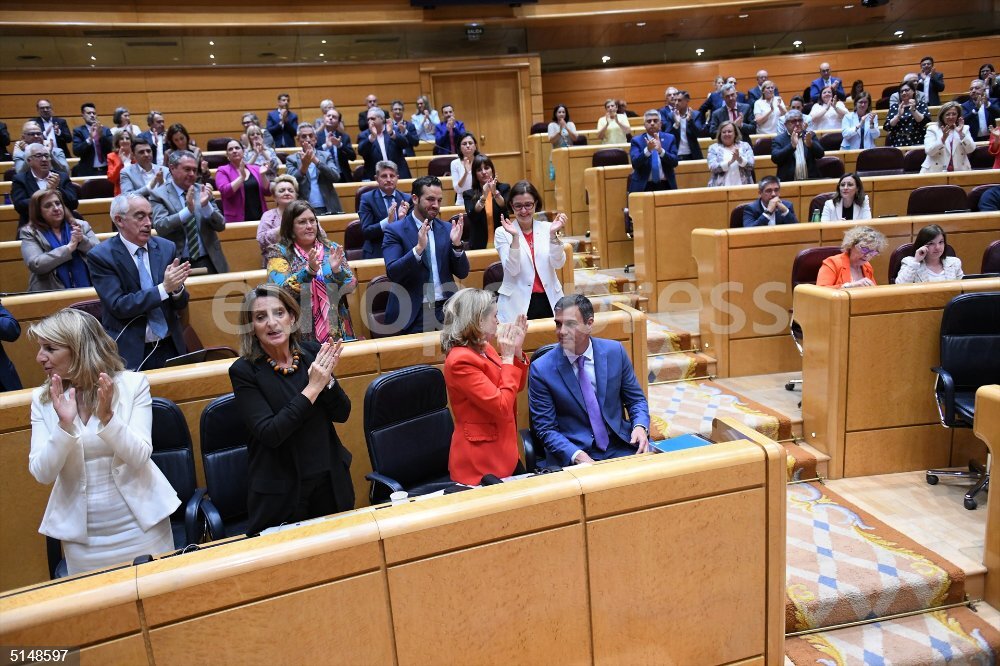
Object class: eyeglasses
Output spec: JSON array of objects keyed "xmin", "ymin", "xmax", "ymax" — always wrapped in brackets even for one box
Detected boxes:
[
  {"xmin": 858, "ymin": 246, "xmax": 879, "ymax": 259},
  {"xmin": 511, "ymin": 202, "xmax": 536, "ymax": 212},
  {"xmin": 25, "ymin": 131, "xmax": 43, "ymax": 137},
  {"xmin": 30, "ymin": 153, "xmax": 51, "ymax": 159}
]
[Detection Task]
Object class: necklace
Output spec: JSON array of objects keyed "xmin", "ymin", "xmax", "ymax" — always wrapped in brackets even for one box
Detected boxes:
[{"xmin": 266, "ymin": 349, "xmax": 300, "ymax": 375}]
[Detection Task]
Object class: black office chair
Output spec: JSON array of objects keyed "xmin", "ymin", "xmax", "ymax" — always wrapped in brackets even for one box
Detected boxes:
[
  {"xmin": 926, "ymin": 292, "xmax": 1000, "ymax": 510},
  {"xmin": 363, "ymin": 365, "xmax": 456, "ymax": 504},
  {"xmin": 45, "ymin": 397, "xmax": 206, "ymax": 579},
  {"xmin": 343, "ymin": 219, "xmax": 364, "ymax": 261},
  {"xmin": 199, "ymin": 393, "xmax": 251, "ymax": 538},
  {"xmin": 482, "ymin": 261, "xmax": 504, "ymax": 294},
  {"xmin": 785, "ymin": 246, "xmax": 842, "ymax": 393},
  {"xmin": 151, "ymin": 397, "xmax": 208, "ymax": 548},
  {"xmin": 519, "ymin": 344, "xmax": 558, "ymax": 472}
]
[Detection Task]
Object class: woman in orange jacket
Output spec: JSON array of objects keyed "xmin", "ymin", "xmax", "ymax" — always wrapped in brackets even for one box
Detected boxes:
[
  {"xmin": 816, "ymin": 225, "xmax": 887, "ymax": 288},
  {"xmin": 441, "ymin": 288, "xmax": 529, "ymax": 485}
]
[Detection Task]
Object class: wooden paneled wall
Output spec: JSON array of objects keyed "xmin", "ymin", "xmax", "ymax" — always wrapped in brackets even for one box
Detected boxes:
[
  {"xmin": 793, "ymin": 279, "xmax": 1000, "ymax": 480},
  {"xmin": 0, "ymin": 304, "xmax": 644, "ymax": 591},
  {"xmin": 543, "ymin": 36, "xmax": 998, "ymax": 125},
  {"xmin": 974, "ymin": 385, "xmax": 1000, "ymax": 610},
  {"xmin": 689, "ymin": 212, "xmax": 1000, "ymax": 378},
  {"xmin": 625, "ymin": 170, "xmax": 997, "ymax": 315},
  {"xmin": 0, "ymin": 54, "xmax": 544, "ymax": 154},
  {"xmin": 0, "ymin": 429, "xmax": 786, "ymax": 665}
]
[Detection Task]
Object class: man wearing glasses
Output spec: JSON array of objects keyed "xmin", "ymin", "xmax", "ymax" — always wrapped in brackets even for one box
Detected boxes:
[
  {"xmin": 12, "ymin": 121, "xmax": 70, "ymax": 174},
  {"xmin": 11, "ymin": 143, "xmax": 80, "ymax": 230},
  {"xmin": 809, "ymin": 62, "xmax": 846, "ymax": 104},
  {"xmin": 31, "ymin": 99, "xmax": 72, "ymax": 156}
]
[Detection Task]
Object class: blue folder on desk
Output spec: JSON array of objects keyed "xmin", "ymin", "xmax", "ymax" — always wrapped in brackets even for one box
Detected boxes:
[{"xmin": 651, "ymin": 433, "xmax": 713, "ymax": 454}]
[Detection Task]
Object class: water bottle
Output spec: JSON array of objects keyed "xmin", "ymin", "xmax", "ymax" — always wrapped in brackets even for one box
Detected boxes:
[{"xmin": 810, "ymin": 208, "xmax": 822, "ymax": 223}]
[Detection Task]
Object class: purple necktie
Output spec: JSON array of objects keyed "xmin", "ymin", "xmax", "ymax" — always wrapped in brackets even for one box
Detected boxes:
[{"xmin": 577, "ymin": 355, "xmax": 609, "ymax": 452}]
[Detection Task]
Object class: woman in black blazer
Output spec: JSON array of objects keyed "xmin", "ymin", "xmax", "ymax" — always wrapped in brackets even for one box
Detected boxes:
[
  {"xmin": 463, "ymin": 154, "xmax": 511, "ymax": 250},
  {"xmin": 229, "ymin": 283, "xmax": 354, "ymax": 535}
]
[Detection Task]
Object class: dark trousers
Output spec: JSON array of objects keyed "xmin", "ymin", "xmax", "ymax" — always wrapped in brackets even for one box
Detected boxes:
[
  {"xmin": 400, "ymin": 300, "xmax": 445, "ymax": 335},
  {"xmin": 188, "ymin": 255, "xmax": 219, "ymax": 274},
  {"xmin": 526, "ymin": 292, "xmax": 553, "ymax": 320},
  {"xmin": 292, "ymin": 472, "xmax": 338, "ymax": 523},
  {"xmin": 582, "ymin": 432, "xmax": 637, "ymax": 462},
  {"xmin": 139, "ymin": 337, "xmax": 180, "ymax": 371},
  {"xmin": 643, "ymin": 180, "xmax": 672, "ymax": 192}
]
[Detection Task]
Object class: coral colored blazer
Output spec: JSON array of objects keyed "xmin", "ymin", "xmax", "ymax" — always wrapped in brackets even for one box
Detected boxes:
[
  {"xmin": 444, "ymin": 344, "xmax": 528, "ymax": 485},
  {"xmin": 816, "ymin": 251, "xmax": 876, "ymax": 288}
]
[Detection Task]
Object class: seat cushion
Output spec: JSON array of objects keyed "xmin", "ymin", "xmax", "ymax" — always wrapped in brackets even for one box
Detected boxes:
[{"xmin": 954, "ymin": 392, "xmax": 977, "ymax": 424}]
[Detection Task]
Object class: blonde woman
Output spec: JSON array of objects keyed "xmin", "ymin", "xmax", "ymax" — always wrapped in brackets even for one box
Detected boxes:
[
  {"xmin": 921, "ymin": 102, "xmax": 976, "ymax": 173},
  {"xmin": 596, "ymin": 99, "xmax": 631, "ymax": 145},
  {"xmin": 816, "ymin": 225, "xmax": 887, "ymax": 288},
  {"xmin": 29, "ymin": 309, "xmax": 179, "ymax": 575}
]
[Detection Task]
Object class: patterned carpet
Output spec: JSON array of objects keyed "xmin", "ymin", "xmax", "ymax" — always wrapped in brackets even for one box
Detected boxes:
[
  {"xmin": 647, "ymin": 351, "xmax": 712, "ymax": 383},
  {"xmin": 648, "ymin": 379, "xmax": 792, "ymax": 442},
  {"xmin": 785, "ymin": 481, "xmax": 1000, "ymax": 664}
]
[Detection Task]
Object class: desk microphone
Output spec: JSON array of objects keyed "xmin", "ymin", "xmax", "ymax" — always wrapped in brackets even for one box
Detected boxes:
[{"xmin": 480, "ymin": 474, "xmax": 503, "ymax": 486}]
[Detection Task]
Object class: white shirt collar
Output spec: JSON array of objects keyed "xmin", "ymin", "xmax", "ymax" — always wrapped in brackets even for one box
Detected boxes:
[
  {"xmin": 564, "ymin": 338, "xmax": 594, "ymax": 367},
  {"xmin": 118, "ymin": 234, "xmax": 146, "ymax": 255}
]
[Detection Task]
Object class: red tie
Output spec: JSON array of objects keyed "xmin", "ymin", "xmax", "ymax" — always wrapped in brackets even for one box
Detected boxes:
[{"xmin": 730, "ymin": 108, "xmax": 737, "ymax": 122}]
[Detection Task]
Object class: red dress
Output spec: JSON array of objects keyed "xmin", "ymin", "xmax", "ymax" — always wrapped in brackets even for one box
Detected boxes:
[{"xmin": 444, "ymin": 344, "xmax": 528, "ymax": 485}]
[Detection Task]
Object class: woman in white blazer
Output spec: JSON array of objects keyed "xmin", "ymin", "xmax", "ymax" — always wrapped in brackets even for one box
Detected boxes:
[
  {"xmin": 29, "ymin": 309, "xmax": 179, "ymax": 576},
  {"xmin": 921, "ymin": 102, "xmax": 976, "ymax": 173},
  {"xmin": 494, "ymin": 180, "xmax": 567, "ymax": 322},
  {"xmin": 821, "ymin": 172, "xmax": 872, "ymax": 222}
]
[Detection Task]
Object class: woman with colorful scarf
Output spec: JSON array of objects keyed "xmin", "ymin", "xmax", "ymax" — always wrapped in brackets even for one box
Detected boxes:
[{"xmin": 19, "ymin": 189, "xmax": 98, "ymax": 292}]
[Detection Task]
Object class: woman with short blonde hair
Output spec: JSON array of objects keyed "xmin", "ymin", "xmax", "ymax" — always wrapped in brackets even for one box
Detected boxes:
[{"xmin": 817, "ymin": 225, "xmax": 887, "ymax": 289}]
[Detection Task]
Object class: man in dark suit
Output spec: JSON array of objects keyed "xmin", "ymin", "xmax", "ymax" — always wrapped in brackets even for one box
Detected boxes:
[
  {"xmin": 136, "ymin": 110, "xmax": 167, "ymax": 166},
  {"xmin": 0, "ymin": 122, "xmax": 9, "ymax": 162},
  {"xmin": 71, "ymin": 102, "xmax": 113, "ymax": 176},
  {"xmin": 148, "ymin": 150, "xmax": 229, "ymax": 274},
  {"xmin": 771, "ymin": 110, "xmax": 824, "ymax": 183},
  {"xmin": 359, "ymin": 160, "xmax": 409, "ymax": 259},
  {"xmin": 917, "ymin": 56, "xmax": 946, "ymax": 106},
  {"xmin": 657, "ymin": 86, "xmax": 678, "ymax": 127},
  {"xmin": 358, "ymin": 107, "xmax": 413, "ymax": 181},
  {"xmin": 709, "ymin": 84, "xmax": 756, "ymax": 138},
  {"xmin": 316, "ymin": 108, "xmax": 356, "ymax": 183},
  {"xmin": 389, "ymin": 100, "xmax": 420, "ymax": 158},
  {"xmin": 698, "ymin": 76, "xmax": 747, "ymax": 130},
  {"xmin": 357, "ymin": 93, "xmax": 378, "ymax": 132},
  {"xmin": 32, "ymin": 98, "xmax": 72, "ymax": 157},
  {"xmin": 382, "ymin": 175, "xmax": 469, "ymax": 335},
  {"xmin": 742, "ymin": 176, "xmax": 798, "ymax": 227},
  {"xmin": 12, "ymin": 121, "xmax": 70, "ymax": 174},
  {"xmin": 963, "ymin": 79, "xmax": 1000, "ymax": 141},
  {"xmin": 266, "ymin": 93, "xmax": 298, "ymax": 149},
  {"xmin": 0, "ymin": 301, "xmax": 22, "ymax": 392},
  {"xmin": 747, "ymin": 70, "xmax": 778, "ymax": 106},
  {"xmin": 11, "ymin": 143, "xmax": 80, "ymax": 230},
  {"xmin": 809, "ymin": 62, "xmax": 846, "ymax": 103},
  {"xmin": 433, "ymin": 104, "xmax": 467, "ymax": 155},
  {"xmin": 528, "ymin": 294, "xmax": 650, "ymax": 467},
  {"xmin": 286, "ymin": 124, "xmax": 343, "ymax": 214},
  {"xmin": 669, "ymin": 91, "xmax": 704, "ymax": 161},
  {"xmin": 628, "ymin": 110, "xmax": 678, "ymax": 193},
  {"xmin": 87, "ymin": 193, "xmax": 191, "ymax": 370}
]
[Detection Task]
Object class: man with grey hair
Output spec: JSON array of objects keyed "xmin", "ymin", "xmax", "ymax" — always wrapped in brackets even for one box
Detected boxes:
[
  {"xmin": 771, "ymin": 110, "xmax": 824, "ymax": 183},
  {"xmin": 148, "ymin": 150, "xmax": 228, "ymax": 274},
  {"xmin": 12, "ymin": 120, "xmax": 70, "ymax": 173},
  {"xmin": 240, "ymin": 112, "xmax": 274, "ymax": 148},
  {"xmin": 708, "ymin": 83, "xmax": 755, "ymax": 138},
  {"xmin": 889, "ymin": 74, "xmax": 929, "ymax": 107},
  {"xmin": 31, "ymin": 98, "xmax": 72, "ymax": 157},
  {"xmin": 87, "ymin": 192, "xmax": 191, "ymax": 370},
  {"xmin": 285, "ymin": 123, "xmax": 343, "ymax": 214},
  {"xmin": 742, "ymin": 175, "xmax": 798, "ymax": 227},
  {"xmin": 963, "ymin": 78, "xmax": 1000, "ymax": 140},
  {"xmin": 358, "ymin": 106, "xmax": 413, "ymax": 180},
  {"xmin": 11, "ymin": 142, "xmax": 79, "ymax": 229},
  {"xmin": 359, "ymin": 159, "xmax": 410, "ymax": 259},
  {"xmin": 747, "ymin": 69, "xmax": 778, "ymax": 106},
  {"xmin": 314, "ymin": 99, "xmax": 335, "ymax": 129}
]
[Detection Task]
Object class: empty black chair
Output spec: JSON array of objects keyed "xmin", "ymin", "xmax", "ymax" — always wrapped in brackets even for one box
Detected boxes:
[
  {"xmin": 816, "ymin": 156, "xmax": 844, "ymax": 179},
  {"xmin": 874, "ymin": 97, "xmax": 891, "ymax": 111},
  {"xmin": 482, "ymin": 261, "xmax": 504, "ymax": 294},
  {"xmin": 855, "ymin": 147, "xmax": 904, "ymax": 178},
  {"xmin": 880, "ymin": 85, "xmax": 900, "ymax": 99},
  {"xmin": 79, "ymin": 178, "xmax": 115, "ymax": 200},
  {"xmin": 818, "ymin": 132, "xmax": 842, "ymax": 151},
  {"xmin": 353, "ymin": 183, "xmax": 377, "ymax": 215},
  {"xmin": 69, "ymin": 298, "xmax": 103, "ymax": 320},
  {"xmin": 786, "ymin": 246, "xmax": 842, "ymax": 393},
  {"xmin": 204, "ymin": 153, "xmax": 228, "ymax": 170},
  {"xmin": 344, "ymin": 219, "xmax": 364, "ymax": 261},
  {"xmin": 591, "ymin": 148, "xmax": 629, "ymax": 168},
  {"xmin": 519, "ymin": 344, "xmax": 558, "ymax": 471},
  {"xmin": 752, "ymin": 136, "xmax": 772, "ymax": 156},
  {"xmin": 729, "ymin": 202, "xmax": 750, "ymax": 229},
  {"xmin": 572, "ymin": 135, "xmax": 588, "ymax": 146},
  {"xmin": 364, "ymin": 275, "xmax": 393, "ymax": 338},
  {"xmin": 427, "ymin": 155, "xmax": 454, "ymax": 177},
  {"xmin": 363, "ymin": 365, "xmax": 456, "ymax": 504},
  {"xmin": 529, "ymin": 122, "xmax": 547, "ymax": 135},
  {"xmin": 886, "ymin": 241, "xmax": 957, "ymax": 284},
  {"xmin": 906, "ymin": 185, "xmax": 969, "ymax": 216},
  {"xmin": 926, "ymin": 292, "xmax": 1000, "ymax": 509},
  {"xmin": 809, "ymin": 192, "xmax": 835, "ymax": 219},
  {"xmin": 983, "ymin": 240, "xmax": 1000, "ymax": 273},
  {"xmin": 151, "ymin": 397, "xmax": 207, "ymax": 548},
  {"xmin": 902, "ymin": 148, "xmax": 926, "ymax": 173},
  {"xmin": 206, "ymin": 137, "xmax": 234, "ymax": 152},
  {"xmin": 199, "ymin": 393, "xmax": 251, "ymax": 539},
  {"xmin": 969, "ymin": 146, "xmax": 994, "ymax": 170},
  {"xmin": 352, "ymin": 165, "xmax": 365, "ymax": 181}
]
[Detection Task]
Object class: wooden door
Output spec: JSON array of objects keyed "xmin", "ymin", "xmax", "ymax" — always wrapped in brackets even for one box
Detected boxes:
[{"xmin": 430, "ymin": 70, "xmax": 525, "ymax": 184}]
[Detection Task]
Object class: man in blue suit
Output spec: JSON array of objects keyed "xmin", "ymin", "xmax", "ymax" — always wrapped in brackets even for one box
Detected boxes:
[
  {"xmin": 382, "ymin": 176, "xmax": 469, "ymax": 335},
  {"xmin": 742, "ymin": 176, "xmax": 798, "ymax": 227},
  {"xmin": 87, "ymin": 193, "xmax": 191, "ymax": 370},
  {"xmin": 668, "ymin": 91, "xmax": 704, "ymax": 161},
  {"xmin": 963, "ymin": 79, "xmax": 1000, "ymax": 142},
  {"xmin": 528, "ymin": 294, "xmax": 650, "ymax": 466},
  {"xmin": 266, "ymin": 93, "xmax": 299, "ymax": 149},
  {"xmin": 433, "ymin": 104, "xmax": 467, "ymax": 155},
  {"xmin": 358, "ymin": 107, "xmax": 413, "ymax": 181},
  {"xmin": 359, "ymin": 160, "xmax": 409, "ymax": 259},
  {"xmin": 808, "ymin": 62, "xmax": 846, "ymax": 103},
  {"xmin": 627, "ymin": 110, "xmax": 678, "ymax": 193}
]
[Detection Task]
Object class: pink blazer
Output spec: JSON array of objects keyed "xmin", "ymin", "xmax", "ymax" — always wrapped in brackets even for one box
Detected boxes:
[{"xmin": 215, "ymin": 163, "xmax": 268, "ymax": 223}]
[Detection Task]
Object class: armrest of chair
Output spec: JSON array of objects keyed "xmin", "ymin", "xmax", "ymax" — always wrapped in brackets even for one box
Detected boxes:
[
  {"xmin": 366, "ymin": 472, "xmax": 404, "ymax": 505},
  {"xmin": 931, "ymin": 366, "xmax": 957, "ymax": 426},
  {"xmin": 183, "ymin": 488, "xmax": 208, "ymax": 546},
  {"xmin": 521, "ymin": 428, "xmax": 542, "ymax": 472},
  {"xmin": 198, "ymin": 495, "xmax": 226, "ymax": 542}
]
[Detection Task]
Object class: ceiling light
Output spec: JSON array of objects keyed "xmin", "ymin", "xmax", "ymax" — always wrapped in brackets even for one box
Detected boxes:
[
  {"xmin": 601, "ymin": 55, "xmax": 611, "ymax": 63},
  {"xmin": 321, "ymin": 39, "xmax": 327, "ymax": 44},
  {"xmin": 209, "ymin": 54, "xmax": 215, "ymax": 59},
  {"xmin": 209, "ymin": 40, "xmax": 215, "ymax": 46},
  {"xmin": 894, "ymin": 30, "xmax": 904, "ymax": 36},
  {"xmin": 843, "ymin": 4, "xmax": 854, "ymax": 8},
  {"xmin": 319, "ymin": 53, "xmax": 325, "ymax": 57},
  {"xmin": 738, "ymin": 13, "xmax": 749, "ymax": 18},
  {"xmin": 90, "ymin": 56, "xmax": 96, "ymax": 61},
  {"xmin": 696, "ymin": 48, "xmax": 705, "ymax": 56},
  {"xmin": 793, "ymin": 40, "xmax": 803, "ymax": 47},
  {"xmin": 86, "ymin": 42, "xmax": 93, "ymax": 47},
  {"xmin": 636, "ymin": 22, "xmax": 646, "ymax": 27}
]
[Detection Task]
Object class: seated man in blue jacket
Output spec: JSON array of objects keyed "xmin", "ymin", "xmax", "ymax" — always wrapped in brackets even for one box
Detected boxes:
[
  {"xmin": 528, "ymin": 294, "xmax": 650, "ymax": 467},
  {"xmin": 743, "ymin": 176, "xmax": 798, "ymax": 227}
]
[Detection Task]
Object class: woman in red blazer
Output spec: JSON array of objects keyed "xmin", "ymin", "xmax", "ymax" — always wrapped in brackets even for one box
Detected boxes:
[
  {"xmin": 816, "ymin": 225, "xmax": 887, "ymax": 288},
  {"xmin": 442, "ymin": 288, "xmax": 529, "ymax": 485}
]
